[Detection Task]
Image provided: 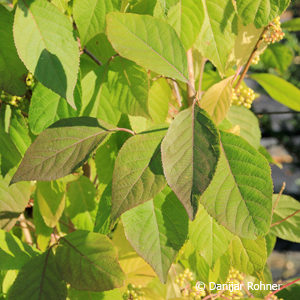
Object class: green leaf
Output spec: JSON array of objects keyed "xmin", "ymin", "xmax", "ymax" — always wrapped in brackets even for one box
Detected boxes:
[
  {"xmin": 161, "ymin": 106, "xmax": 220, "ymax": 220},
  {"xmin": 200, "ymin": 76, "xmax": 233, "ymax": 124},
  {"xmin": 0, "ymin": 129, "xmax": 22, "ymax": 176},
  {"xmin": 8, "ymin": 110, "xmax": 31, "ymax": 156},
  {"xmin": 11, "ymin": 117, "xmax": 113, "ymax": 183},
  {"xmin": 80, "ymin": 64, "xmax": 121, "ymax": 125},
  {"xmin": 250, "ymin": 73, "xmax": 300, "ymax": 111},
  {"xmin": 236, "ymin": 0, "xmax": 290, "ymax": 28},
  {"xmin": 14, "ymin": 0, "xmax": 80, "ymax": 107},
  {"xmin": 73, "ymin": 0, "xmax": 119, "ymax": 45},
  {"xmin": 0, "ymin": 230, "xmax": 39, "ymax": 270},
  {"xmin": 227, "ymin": 105, "xmax": 261, "ymax": 149},
  {"xmin": 29, "ymin": 83, "xmax": 77, "ymax": 135},
  {"xmin": 167, "ymin": 0, "xmax": 204, "ymax": 50},
  {"xmin": 111, "ymin": 128, "xmax": 167, "ymax": 219},
  {"xmin": 7, "ymin": 250, "xmax": 67, "ymax": 300},
  {"xmin": 281, "ymin": 17, "xmax": 300, "ymax": 31},
  {"xmin": 66, "ymin": 176, "xmax": 97, "ymax": 231},
  {"xmin": 0, "ymin": 5, "xmax": 27, "ymax": 96},
  {"xmin": 189, "ymin": 205, "xmax": 233, "ymax": 267},
  {"xmin": 107, "ymin": 57, "xmax": 150, "ymax": 117},
  {"xmin": 149, "ymin": 78, "xmax": 172, "ymax": 124},
  {"xmin": 68, "ymin": 288, "xmax": 123, "ymax": 300},
  {"xmin": 195, "ymin": 0, "xmax": 236, "ymax": 75},
  {"xmin": 106, "ymin": 12, "xmax": 189, "ymax": 83},
  {"xmin": 229, "ymin": 236, "xmax": 267, "ymax": 275},
  {"xmin": 36, "ymin": 181, "xmax": 65, "ymax": 228},
  {"xmin": 277, "ymin": 280, "xmax": 300, "ymax": 300},
  {"xmin": 200, "ymin": 131, "xmax": 273, "ymax": 238},
  {"xmin": 128, "ymin": 0, "xmax": 158, "ymax": 15},
  {"xmin": 261, "ymin": 43, "xmax": 294, "ymax": 74},
  {"xmin": 55, "ymin": 230, "xmax": 125, "ymax": 292},
  {"xmin": 95, "ymin": 135, "xmax": 119, "ymax": 186},
  {"xmin": 122, "ymin": 187, "xmax": 188, "ymax": 283},
  {"xmin": 270, "ymin": 194, "xmax": 300, "ymax": 243},
  {"xmin": 0, "ymin": 170, "xmax": 31, "ymax": 231}
]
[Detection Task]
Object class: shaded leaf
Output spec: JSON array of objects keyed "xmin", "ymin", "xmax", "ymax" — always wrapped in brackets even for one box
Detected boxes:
[
  {"xmin": 11, "ymin": 117, "xmax": 113, "ymax": 183},
  {"xmin": 112, "ymin": 128, "xmax": 167, "ymax": 219},
  {"xmin": 281, "ymin": 17, "xmax": 300, "ymax": 31},
  {"xmin": 106, "ymin": 12, "xmax": 188, "ymax": 83},
  {"xmin": 68, "ymin": 288, "xmax": 123, "ymax": 300},
  {"xmin": 200, "ymin": 131, "xmax": 273, "ymax": 238},
  {"xmin": 14, "ymin": 0, "xmax": 79, "ymax": 107},
  {"xmin": 161, "ymin": 106, "xmax": 220, "ymax": 220},
  {"xmin": 7, "ymin": 250, "xmax": 67, "ymax": 300},
  {"xmin": 55, "ymin": 230, "xmax": 125, "ymax": 292},
  {"xmin": 122, "ymin": 187, "xmax": 188, "ymax": 282},
  {"xmin": 251, "ymin": 73, "xmax": 300, "ymax": 111},
  {"xmin": 0, "ymin": 5, "xmax": 27, "ymax": 96}
]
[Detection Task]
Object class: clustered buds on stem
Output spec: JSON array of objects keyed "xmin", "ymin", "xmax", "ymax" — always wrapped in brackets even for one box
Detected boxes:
[
  {"xmin": 263, "ymin": 16, "xmax": 285, "ymax": 44},
  {"xmin": 251, "ymin": 53, "xmax": 260, "ymax": 65},
  {"xmin": 26, "ymin": 73, "xmax": 34, "ymax": 87},
  {"xmin": 123, "ymin": 283, "xmax": 145, "ymax": 300},
  {"xmin": 231, "ymin": 87, "xmax": 257, "ymax": 109}
]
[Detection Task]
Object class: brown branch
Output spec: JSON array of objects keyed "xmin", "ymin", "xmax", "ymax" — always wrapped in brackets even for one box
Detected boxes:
[
  {"xmin": 187, "ymin": 49, "xmax": 196, "ymax": 105},
  {"xmin": 272, "ymin": 182, "xmax": 286, "ymax": 214},
  {"xmin": 19, "ymin": 214, "xmax": 33, "ymax": 245},
  {"xmin": 271, "ymin": 209, "xmax": 300, "ymax": 228},
  {"xmin": 235, "ymin": 27, "xmax": 269, "ymax": 91},
  {"xmin": 83, "ymin": 48, "xmax": 103, "ymax": 66},
  {"xmin": 116, "ymin": 127, "xmax": 136, "ymax": 135}
]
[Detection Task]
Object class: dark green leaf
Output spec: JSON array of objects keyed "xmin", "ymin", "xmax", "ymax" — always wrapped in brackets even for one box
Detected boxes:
[
  {"xmin": 161, "ymin": 106, "xmax": 220, "ymax": 220},
  {"xmin": 55, "ymin": 230, "xmax": 125, "ymax": 292},
  {"xmin": 11, "ymin": 117, "xmax": 114, "ymax": 183}
]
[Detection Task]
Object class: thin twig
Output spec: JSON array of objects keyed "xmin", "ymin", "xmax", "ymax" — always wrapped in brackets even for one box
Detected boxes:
[
  {"xmin": 83, "ymin": 48, "xmax": 103, "ymax": 66},
  {"xmin": 266, "ymin": 278, "xmax": 300, "ymax": 299},
  {"xmin": 116, "ymin": 127, "xmax": 136, "ymax": 135},
  {"xmin": 235, "ymin": 27, "xmax": 269, "ymax": 91},
  {"xmin": 197, "ymin": 57, "xmax": 207, "ymax": 99},
  {"xmin": 272, "ymin": 182, "xmax": 286, "ymax": 214},
  {"xmin": 242, "ymin": 283, "xmax": 254, "ymax": 298},
  {"xmin": 19, "ymin": 214, "xmax": 33, "ymax": 245},
  {"xmin": 271, "ymin": 209, "xmax": 300, "ymax": 227},
  {"xmin": 171, "ymin": 80, "xmax": 182, "ymax": 107},
  {"xmin": 187, "ymin": 49, "xmax": 196, "ymax": 105}
]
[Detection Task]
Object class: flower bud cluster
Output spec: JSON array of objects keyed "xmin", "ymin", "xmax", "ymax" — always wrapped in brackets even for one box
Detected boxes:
[
  {"xmin": 263, "ymin": 16, "xmax": 285, "ymax": 44},
  {"xmin": 123, "ymin": 283, "xmax": 145, "ymax": 300},
  {"xmin": 231, "ymin": 87, "xmax": 256, "ymax": 109}
]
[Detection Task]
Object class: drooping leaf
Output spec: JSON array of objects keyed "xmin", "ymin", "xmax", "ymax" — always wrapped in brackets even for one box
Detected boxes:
[
  {"xmin": 260, "ymin": 43, "xmax": 294, "ymax": 74},
  {"xmin": 161, "ymin": 106, "xmax": 220, "ymax": 220},
  {"xmin": 200, "ymin": 131, "xmax": 273, "ymax": 238},
  {"xmin": 29, "ymin": 83, "xmax": 77, "ymax": 135},
  {"xmin": 0, "ymin": 230, "xmax": 39, "ymax": 270},
  {"xmin": 189, "ymin": 205, "xmax": 233, "ymax": 267},
  {"xmin": 73, "ymin": 0, "xmax": 119, "ymax": 45},
  {"xmin": 227, "ymin": 105, "xmax": 261, "ymax": 149},
  {"xmin": 55, "ymin": 230, "xmax": 125, "ymax": 292},
  {"xmin": 281, "ymin": 17, "xmax": 300, "ymax": 31},
  {"xmin": 0, "ymin": 5, "xmax": 27, "ymax": 96},
  {"xmin": 251, "ymin": 73, "xmax": 300, "ymax": 111},
  {"xmin": 270, "ymin": 194, "xmax": 300, "ymax": 243},
  {"xmin": 14, "ymin": 0, "xmax": 80, "ymax": 107},
  {"xmin": 66, "ymin": 176, "xmax": 97, "ymax": 231},
  {"xmin": 106, "ymin": 12, "xmax": 189, "ymax": 83},
  {"xmin": 148, "ymin": 78, "xmax": 172, "ymax": 124},
  {"xmin": 11, "ymin": 117, "xmax": 114, "ymax": 183},
  {"xmin": 236, "ymin": 0, "xmax": 291, "ymax": 28},
  {"xmin": 7, "ymin": 250, "xmax": 67, "ymax": 300},
  {"xmin": 0, "ymin": 170, "xmax": 31, "ymax": 231},
  {"xmin": 200, "ymin": 76, "xmax": 233, "ymax": 124},
  {"xmin": 107, "ymin": 57, "xmax": 150, "ymax": 117},
  {"xmin": 111, "ymin": 127, "xmax": 167, "ymax": 219},
  {"xmin": 122, "ymin": 187, "xmax": 188, "ymax": 282},
  {"xmin": 36, "ymin": 181, "xmax": 65, "ymax": 228},
  {"xmin": 167, "ymin": 0, "xmax": 204, "ymax": 50},
  {"xmin": 195, "ymin": 0, "xmax": 237, "ymax": 75},
  {"xmin": 229, "ymin": 236, "xmax": 268, "ymax": 275},
  {"xmin": 80, "ymin": 64, "xmax": 121, "ymax": 125}
]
